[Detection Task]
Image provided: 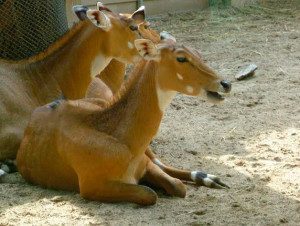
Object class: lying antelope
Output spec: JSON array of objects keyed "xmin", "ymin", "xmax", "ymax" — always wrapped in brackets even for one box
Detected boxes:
[
  {"xmin": 87, "ymin": 32, "xmax": 231, "ymax": 190},
  {"xmin": 17, "ymin": 37, "xmax": 231, "ymax": 205},
  {"xmin": 87, "ymin": 21, "xmax": 160, "ymax": 98},
  {"xmin": 0, "ymin": 3, "xmax": 153, "ymax": 161}
]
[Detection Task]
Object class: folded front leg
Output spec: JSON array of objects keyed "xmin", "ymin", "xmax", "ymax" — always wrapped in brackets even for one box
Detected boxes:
[
  {"xmin": 79, "ymin": 180, "xmax": 157, "ymax": 206},
  {"xmin": 142, "ymin": 159, "xmax": 186, "ymax": 198},
  {"xmin": 146, "ymin": 148, "xmax": 229, "ymax": 189}
]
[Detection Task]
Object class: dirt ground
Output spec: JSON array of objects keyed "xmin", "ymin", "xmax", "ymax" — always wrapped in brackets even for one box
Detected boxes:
[{"xmin": 0, "ymin": 1, "xmax": 299, "ymax": 225}]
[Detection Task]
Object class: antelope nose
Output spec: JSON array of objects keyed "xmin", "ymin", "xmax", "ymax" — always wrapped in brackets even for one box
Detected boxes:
[{"xmin": 220, "ymin": 80, "xmax": 231, "ymax": 92}]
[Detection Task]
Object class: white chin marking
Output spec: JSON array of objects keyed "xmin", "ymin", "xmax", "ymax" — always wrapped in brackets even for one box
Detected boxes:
[
  {"xmin": 156, "ymin": 84, "xmax": 176, "ymax": 112},
  {"xmin": 186, "ymin": 85, "xmax": 194, "ymax": 94},
  {"xmin": 128, "ymin": 42, "xmax": 134, "ymax": 49},
  {"xmin": 91, "ymin": 54, "xmax": 112, "ymax": 77},
  {"xmin": 177, "ymin": 73, "xmax": 183, "ymax": 80}
]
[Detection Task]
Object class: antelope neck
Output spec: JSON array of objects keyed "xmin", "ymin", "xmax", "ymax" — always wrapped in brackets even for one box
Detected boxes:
[
  {"xmin": 27, "ymin": 21, "xmax": 110, "ymax": 100},
  {"xmin": 95, "ymin": 60, "xmax": 176, "ymax": 155}
]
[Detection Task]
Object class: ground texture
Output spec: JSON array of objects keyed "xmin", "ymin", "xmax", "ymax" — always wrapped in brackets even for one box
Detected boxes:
[{"xmin": 0, "ymin": 0, "xmax": 299, "ymax": 225}]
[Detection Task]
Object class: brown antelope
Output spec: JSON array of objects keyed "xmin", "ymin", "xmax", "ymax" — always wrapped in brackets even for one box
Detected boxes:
[
  {"xmin": 17, "ymin": 37, "xmax": 232, "ymax": 205},
  {"xmin": 86, "ymin": 32, "xmax": 230, "ymax": 191},
  {"xmin": 0, "ymin": 3, "xmax": 154, "ymax": 162},
  {"xmin": 87, "ymin": 21, "xmax": 161, "ymax": 98}
]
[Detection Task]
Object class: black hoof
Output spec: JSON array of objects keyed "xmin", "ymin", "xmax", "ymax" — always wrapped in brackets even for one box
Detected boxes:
[{"xmin": 191, "ymin": 171, "xmax": 230, "ymax": 189}]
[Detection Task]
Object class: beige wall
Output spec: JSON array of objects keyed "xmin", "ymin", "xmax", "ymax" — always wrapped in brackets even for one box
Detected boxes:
[
  {"xmin": 144, "ymin": 0, "xmax": 209, "ymax": 16},
  {"xmin": 66, "ymin": 0, "xmax": 137, "ymax": 24},
  {"xmin": 66, "ymin": 0, "xmax": 261, "ymax": 26},
  {"xmin": 231, "ymin": 0, "xmax": 260, "ymax": 7},
  {"xmin": 66, "ymin": 0, "xmax": 209, "ymax": 26}
]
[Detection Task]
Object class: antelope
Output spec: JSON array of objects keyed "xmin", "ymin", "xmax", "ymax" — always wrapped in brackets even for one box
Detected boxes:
[
  {"xmin": 86, "ymin": 32, "xmax": 231, "ymax": 191},
  {"xmin": 87, "ymin": 21, "xmax": 160, "ymax": 98},
  {"xmin": 17, "ymin": 36, "xmax": 232, "ymax": 205},
  {"xmin": 0, "ymin": 2, "xmax": 154, "ymax": 162}
]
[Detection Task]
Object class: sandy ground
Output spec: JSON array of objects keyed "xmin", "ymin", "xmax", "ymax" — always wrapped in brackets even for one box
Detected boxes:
[{"xmin": 1, "ymin": 1, "xmax": 299, "ymax": 225}]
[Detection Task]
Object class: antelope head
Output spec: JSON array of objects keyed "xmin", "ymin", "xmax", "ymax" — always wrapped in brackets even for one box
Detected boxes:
[
  {"xmin": 135, "ymin": 33, "xmax": 232, "ymax": 102},
  {"xmin": 73, "ymin": 3, "xmax": 152, "ymax": 63}
]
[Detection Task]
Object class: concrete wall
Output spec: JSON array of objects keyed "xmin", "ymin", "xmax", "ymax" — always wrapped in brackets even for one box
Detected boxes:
[
  {"xmin": 66, "ymin": 0, "xmax": 209, "ymax": 26},
  {"xmin": 231, "ymin": 0, "xmax": 260, "ymax": 7},
  {"xmin": 66, "ymin": 0, "xmax": 262, "ymax": 26},
  {"xmin": 143, "ymin": 0, "xmax": 209, "ymax": 15}
]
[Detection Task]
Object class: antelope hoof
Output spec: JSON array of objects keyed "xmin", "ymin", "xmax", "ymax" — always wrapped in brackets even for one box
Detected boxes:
[{"xmin": 191, "ymin": 171, "xmax": 230, "ymax": 189}]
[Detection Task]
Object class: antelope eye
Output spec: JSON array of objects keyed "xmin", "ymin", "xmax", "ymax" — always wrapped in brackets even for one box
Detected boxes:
[
  {"xmin": 129, "ymin": 25, "xmax": 138, "ymax": 31},
  {"xmin": 176, "ymin": 57, "xmax": 188, "ymax": 63}
]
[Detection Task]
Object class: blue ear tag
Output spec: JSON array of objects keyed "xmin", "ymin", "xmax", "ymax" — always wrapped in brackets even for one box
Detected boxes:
[{"xmin": 48, "ymin": 94, "xmax": 65, "ymax": 109}]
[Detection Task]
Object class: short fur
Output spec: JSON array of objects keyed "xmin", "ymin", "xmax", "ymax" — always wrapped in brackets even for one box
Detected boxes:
[
  {"xmin": 0, "ymin": 5, "xmax": 150, "ymax": 160},
  {"xmin": 17, "ymin": 41, "xmax": 230, "ymax": 205}
]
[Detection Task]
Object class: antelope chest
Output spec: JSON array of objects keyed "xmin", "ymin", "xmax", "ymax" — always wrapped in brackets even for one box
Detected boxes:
[{"xmin": 121, "ymin": 154, "xmax": 147, "ymax": 184}]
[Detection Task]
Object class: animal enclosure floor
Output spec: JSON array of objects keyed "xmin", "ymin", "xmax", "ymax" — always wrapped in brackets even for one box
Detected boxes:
[{"xmin": 0, "ymin": 1, "xmax": 299, "ymax": 225}]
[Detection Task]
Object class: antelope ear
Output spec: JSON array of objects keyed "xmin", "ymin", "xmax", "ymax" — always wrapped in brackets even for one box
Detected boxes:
[
  {"xmin": 138, "ymin": 22, "xmax": 161, "ymax": 43},
  {"xmin": 134, "ymin": 39, "xmax": 160, "ymax": 61},
  {"xmin": 86, "ymin": 10, "xmax": 111, "ymax": 31},
  {"xmin": 160, "ymin": 31, "xmax": 176, "ymax": 43},
  {"xmin": 97, "ymin": 2, "xmax": 112, "ymax": 12},
  {"xmin": 131, "ymin": 6, "xmax": 145, "ymax": 23},
  {"xmin": 73, "ymin": 5, "xmax": 89, "ymax": 21}
]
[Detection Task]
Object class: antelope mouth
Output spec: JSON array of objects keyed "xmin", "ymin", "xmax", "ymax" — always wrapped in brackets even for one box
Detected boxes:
[{"xmin": 206, "ymin": 91, "xmax": 225, "ymax": 101}]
